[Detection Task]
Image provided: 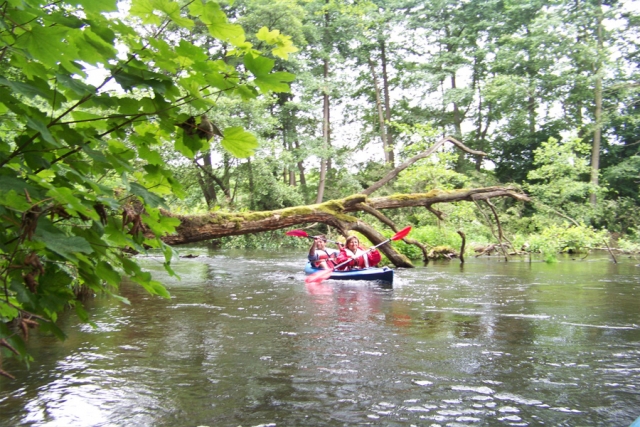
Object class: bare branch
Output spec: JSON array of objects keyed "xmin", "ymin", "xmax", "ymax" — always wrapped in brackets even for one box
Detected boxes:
[{"xmin": 362, "ymin": 136, "xmax": 487, "ymax": 196}]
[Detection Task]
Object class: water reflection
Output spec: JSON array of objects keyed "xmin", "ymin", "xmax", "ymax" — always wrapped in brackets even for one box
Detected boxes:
[{"xmin": 0, "ymin": 252, "xmax": 639, "ymax": 426}]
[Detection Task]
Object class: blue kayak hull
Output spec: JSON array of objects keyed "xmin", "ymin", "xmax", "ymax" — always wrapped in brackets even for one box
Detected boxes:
[{"xmin": 304, "ymin": 263, "xmax": 394, "ymax": 286}]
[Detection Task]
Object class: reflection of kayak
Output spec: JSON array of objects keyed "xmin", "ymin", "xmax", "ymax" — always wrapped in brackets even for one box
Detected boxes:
[{"xmin": 304, "ymin": 262, "xmax": 394, "ymax": 286}]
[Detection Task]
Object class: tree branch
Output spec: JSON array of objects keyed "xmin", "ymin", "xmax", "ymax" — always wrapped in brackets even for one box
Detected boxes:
[
  {"xmin": 159, "ymin": 187, "xmax": 529, "ymax": 248},
  {"xmin": 362, "ymin": 136, "xmax": 487, "ymax": 195}
]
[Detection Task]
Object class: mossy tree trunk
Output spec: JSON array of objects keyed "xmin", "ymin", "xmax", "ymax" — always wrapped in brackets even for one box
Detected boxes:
[{"xmin": 157, "ymin": 187, "xmax": 529, "ymax": 268}]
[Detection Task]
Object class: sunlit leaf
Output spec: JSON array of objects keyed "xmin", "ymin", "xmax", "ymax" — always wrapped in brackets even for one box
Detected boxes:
[
  {"xmin": 190, "ymin": 1, "xmax": 245, "ymax": 45},
  {"xmin": 220, "ymin": 127, "xmax": 259, "ymax": 158},
  {"xmin": 77, "ymin": 0, "xmax": 117, "ymax": 14},
  {"xmin": 255, "ymin": 26, "xmax": 298, "ymax": 60},
  {"xmin": 0, "ymin": 301, "xmax": 19, "ymax": 321},
  {"xmin": 130, "ymin": 0, "xmax": 162, "ymax": 25},
  {"xmin": 254, "ymin": 71, "xmax": 294, "ymax": 94}
]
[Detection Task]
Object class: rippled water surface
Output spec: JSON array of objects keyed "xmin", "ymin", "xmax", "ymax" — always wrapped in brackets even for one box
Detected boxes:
[{"xmin": 1, "ymin": 249, "xmax": 639, "ymax": 426}]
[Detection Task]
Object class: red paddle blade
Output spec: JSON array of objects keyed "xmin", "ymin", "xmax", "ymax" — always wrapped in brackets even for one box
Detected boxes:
[
  {"xmin": 391, "ymin": 226, "xmax": 412, "ymax": 241},
  {"xmin": 286, "ymin": 229, "xmax": 309, "ymax": 238},
  {"xmin": 305, "ymin": 268, "xmax": 333, "ymax": 285}
]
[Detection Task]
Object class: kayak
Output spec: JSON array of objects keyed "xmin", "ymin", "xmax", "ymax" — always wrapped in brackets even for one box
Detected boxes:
[{"xmin": 304, "ymin": 262, "xmax": 394, "ymax": 286}]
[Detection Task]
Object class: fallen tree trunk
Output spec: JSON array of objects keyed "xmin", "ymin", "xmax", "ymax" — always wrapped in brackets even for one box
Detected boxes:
[{"xmin": 157, "ymin": 186, "xmax": 529, "ymax": 268}]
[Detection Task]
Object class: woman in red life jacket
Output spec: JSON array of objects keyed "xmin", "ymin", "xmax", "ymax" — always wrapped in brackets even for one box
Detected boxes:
[
  {"xmin": 335, "ymin": 235, "xmax": 382, "ymax": 270},
  {"xmin": 308, "ymin": 235, "xmax": 339, "ymax": 269}
]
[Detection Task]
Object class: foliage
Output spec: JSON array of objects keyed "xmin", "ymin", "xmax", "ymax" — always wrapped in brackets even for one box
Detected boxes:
[
  {"xmin": 523, "ymin": 136, "xmax": 599, "ymax": 226},
  {"xmin": 393, "ymin": 223, "xmax": 493, "ymax": 261},
  {"xmin": 219, "ymin": 230, "xmax": 305, "ymax": 250},
  {"xmin": 0, "ymin": 0, "xmax": 295, "ymax": 372},
  {"xmin": 243, "ymin": 157, "xmax": 305, "ymax": 210},
  {"xmin": 617, "ymin": 234, "xmax": 640, "ymax": 253},
  {"xmin": 519, "ymin": 224, "xmax": 609, "ymax": 263}
]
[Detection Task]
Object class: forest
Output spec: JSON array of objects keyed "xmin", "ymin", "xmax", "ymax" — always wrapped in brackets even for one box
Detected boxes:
[{"xmin": 0, "ymin": 0, "xmax": 639, "ymax": 376}]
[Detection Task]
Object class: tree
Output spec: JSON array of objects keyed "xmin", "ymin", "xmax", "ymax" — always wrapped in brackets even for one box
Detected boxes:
[{"xmin": 0, "ymin": 0, "xmax": 295, "ymax": 376}]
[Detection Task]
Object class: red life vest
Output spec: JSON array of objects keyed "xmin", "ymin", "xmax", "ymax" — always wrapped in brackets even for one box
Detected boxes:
[
  {"xmin": 313, "ymin": 250, "xmax": 336, "ymax": 268},
  {"xmin": 335, "ymin": 246, "xmax": 381, "ymax": 270}
]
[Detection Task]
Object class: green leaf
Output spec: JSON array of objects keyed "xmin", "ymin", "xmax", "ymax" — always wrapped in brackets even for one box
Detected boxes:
[
  {"xmin": 45, "ymin": 186, "xmax": 97, "ymax": 220},
  {"xmin": 104, "ymin": 222, "xmax": 134, "ymax": 247},
  {"xmin": 96, "ymin": 261, "xmax": 122, "ymax": 287},
  {"xmin": 255, "ymin": 27, "xmax": 298, "ymax": 60},
  {"xmin": 244, "ymin": 53, "xmax": 273, "ymax": 76},
  {"xmin": 254, "ymin": 71, "xmax": 294, "ymax": 94},
  {"xmin": 175, "ymin": 40, "xmax": 208, "ymax": 62},
  {"xmin": 35, "ymin": 230, "xmax": 94, "ymax": 260},
  {"xmin": 190, "ymin": 1, "xmax": 245, "ymax": 46},
  {"xmin": 0, "ymin": 175, "xmax": 38, "ymax": 198},
  {"xmin": 142, "ymin": 206, "xmax": 180, "ymax": 235},
  {"xmin": 138, "ymin": 144, "xmax": 164, "ymax": 165},
  {"xmin": 272, "ymin": 43, "xmax": 299, "ymax": 60},
  {"xmin": 77, "ymin": 0, "xmax": 118, "ymax": 14},
  {"xmin": 176, "ymin": 132, "xmax": 203, "ymax": 158},
  {"xmin": 55, "ymin": 73, "xmax": 96, "ymax": 97},
  {"xmin": 244, "ymin": 54, "xmax": 295, "ymax": 93},
  {"xmin": 130, "ymin": 0, "xmax": 162, "ymax": 25},
  {"xmin": 25, "ymin": 116, "xmax": 58, "ymax": 147},
  {"xmin": 79, "ymin": 28, "xmax": 118, "ymax": 64},
  {"xmin": 129, "ymin": 182, "xmax": 167, "ymax": 208},
  {"xmin": 149, "ymin": 280, "xmax": 170, "ymax": 298},
  {"xmin": 220, "ymin": 127, "xmax": 259, "ymax": 158},
  {"xmin": 0, "ymin": 189, "xmax": 32, "ymax": 211},
  {"xmin": 16, "ymin": 25, "xmax": 74, "ymax": 68},
  {"xmin": 0, "ymin": 77, "xmax": 49, "ymax": 99},
  {"xmin": 0, "ymin": 301, "xmax": 19, "ymax": 322},
  {"xmin": 155, "ymin": 0, "xmax": 193, "ymax": 29}
]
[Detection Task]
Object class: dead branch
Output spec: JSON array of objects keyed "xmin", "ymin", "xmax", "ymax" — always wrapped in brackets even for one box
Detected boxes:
[
  {"xmin": 362, "ymin": 136, "xmax": 487, "ymax": 196},
  {"xmin": 355, "ymin": 203, "xmax": 430, "ymax": 262},
  {"xmin": 457, "ymin": 230, "xmax": 466, "ymax": 264}
]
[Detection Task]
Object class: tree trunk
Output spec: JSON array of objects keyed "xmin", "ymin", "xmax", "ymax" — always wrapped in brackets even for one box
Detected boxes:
[
  {"xmin": 194, "ymin": 154, "xmax": 232, "ymax": 203},
  {"xmin": 316, "ymin": 58, "xmax": 330, "ymax": 204},
  {"xmin": 474, "ymin": 77, "xmax": 491, "ymax": 171},
  {"xmin": 368, "ymin": 56, "xmax": 390, "ymax": 164},
  {"xmin": 380, "ymin": 40, "xmax": 394, "ymax": 166},
  {"xmin": 590, "ymin": 0, "xmax": 604, "ymax": 207},
  {"xmin": 247, "ymin": 158, "xmax": 255, "ymax": 211},
  {"xmin": 451, "ymin": 74, "xmax": 463, "ymax": 137},
  {"xmin": 294, "ymin": 138, "xmax": 306, "ymax": 186},
  {"xmin": 195, "ymin": 155, "xmax": 217, "ymax": 208}
]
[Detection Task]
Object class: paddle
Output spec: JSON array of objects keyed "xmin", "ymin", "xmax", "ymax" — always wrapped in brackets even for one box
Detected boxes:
[
  {"xmin": 286, "ymin": 229, "xmax": 341, "ymax": 245},
  {"xmin": 304, "ymin": 226, "xmax": 412, "ymax": 285}
]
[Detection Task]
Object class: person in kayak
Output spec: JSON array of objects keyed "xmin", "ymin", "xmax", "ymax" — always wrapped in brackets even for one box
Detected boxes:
[
  {"xmin": 308, "ymin": 235, "xmax": 340, "ymax": 269},
  {"xmin": 335, "ymin": 235, "xmax": 382, "ymax": 270}
]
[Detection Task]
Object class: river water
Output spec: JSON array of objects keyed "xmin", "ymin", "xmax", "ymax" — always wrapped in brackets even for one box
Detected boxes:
[{"xmin": 1, "ymin": 249, "xmax": 639, "ymax": 426}]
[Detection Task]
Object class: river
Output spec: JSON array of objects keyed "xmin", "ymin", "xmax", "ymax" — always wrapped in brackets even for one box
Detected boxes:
[{"xmin": 1, "ymin": 249, "xmax": 639, "ymax": 426}]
